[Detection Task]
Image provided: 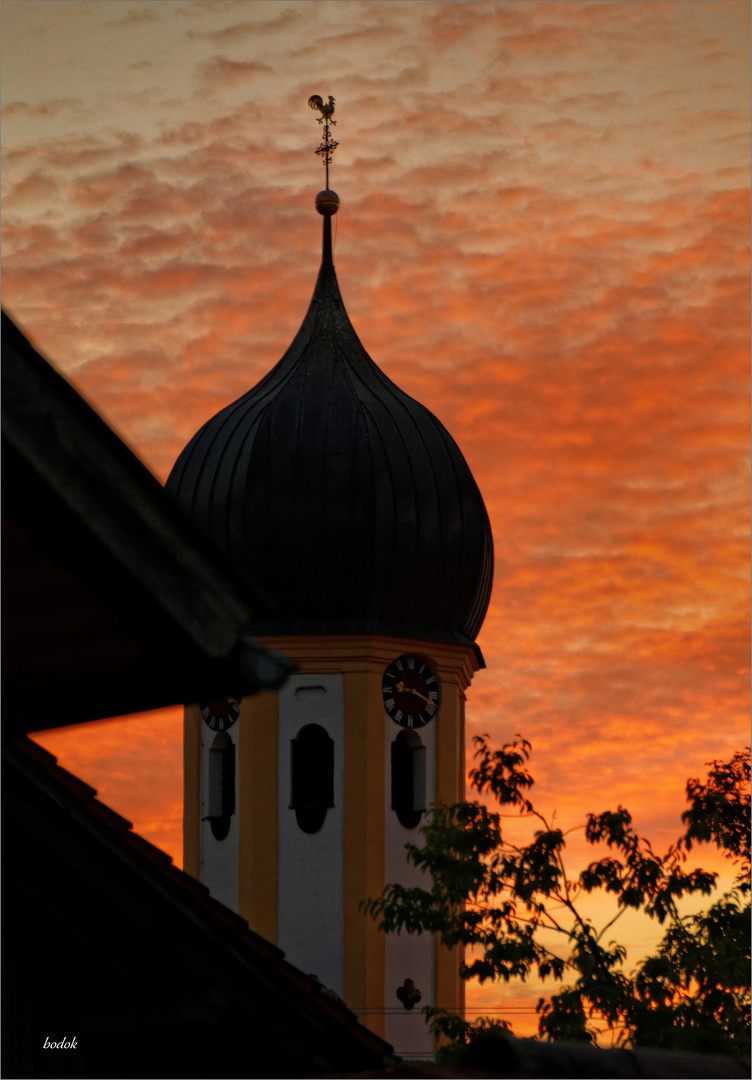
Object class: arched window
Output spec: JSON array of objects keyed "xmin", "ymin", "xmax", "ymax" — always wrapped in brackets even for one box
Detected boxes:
[
  {"xmin": 391, "ymin": 730, "xmax": 426, "ymax": 829},
  {"xmin": 290, "ymin": 724, "xmax": 334, "ymax": 834},
  {"xmin": 206, "ymin": 730, "xmax": 235, "ymax": 840}
]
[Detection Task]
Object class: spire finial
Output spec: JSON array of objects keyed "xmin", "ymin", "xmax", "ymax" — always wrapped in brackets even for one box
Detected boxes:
[
  {"xmin": 308, "ymin": 95, "xmax": 338, "ymax": 187},
  {"xmin": 308, "ymin": 95, "xmax": 340, "ymax": 216}
]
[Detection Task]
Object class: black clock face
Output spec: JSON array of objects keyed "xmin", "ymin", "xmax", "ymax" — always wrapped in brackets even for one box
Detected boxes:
[
  {"xmin": 200, "ymin": 697, "xmax": 240, "ymax": 731},
  {"xmin": 382, "ymin": 655, "xmax": 440, "ymax": 728}
]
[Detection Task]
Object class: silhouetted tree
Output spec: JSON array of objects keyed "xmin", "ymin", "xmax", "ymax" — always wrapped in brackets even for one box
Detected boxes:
[{"xmin": 363, "ymin": 739, "xmax": 750, "ymax": 1058}]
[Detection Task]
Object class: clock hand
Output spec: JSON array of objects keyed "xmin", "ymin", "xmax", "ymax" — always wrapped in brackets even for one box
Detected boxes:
[{"xmin": 395, "ymin": 680, "xmax": 433, "ymax": 705}]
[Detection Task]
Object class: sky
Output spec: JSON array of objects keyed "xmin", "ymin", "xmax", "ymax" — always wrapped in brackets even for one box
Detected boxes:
[{"xmin": 3, "ymin": 0, "xmax": 749, "ymax": 1034}]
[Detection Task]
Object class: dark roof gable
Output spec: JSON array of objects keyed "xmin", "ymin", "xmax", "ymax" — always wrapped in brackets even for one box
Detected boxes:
[{"xmin": 4, "ymin": 735, "xmax": 393, "ymax": 1079}]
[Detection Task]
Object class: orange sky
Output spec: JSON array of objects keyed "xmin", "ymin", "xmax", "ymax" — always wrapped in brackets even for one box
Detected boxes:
[{"xmin": 3, "ymin": 0, "xmax": 749, "ymax": 1035}]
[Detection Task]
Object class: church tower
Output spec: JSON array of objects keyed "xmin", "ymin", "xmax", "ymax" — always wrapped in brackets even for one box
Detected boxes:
[{"xmin": 167, "ymin": 100, "xmax": 493, "ymax": 1058}]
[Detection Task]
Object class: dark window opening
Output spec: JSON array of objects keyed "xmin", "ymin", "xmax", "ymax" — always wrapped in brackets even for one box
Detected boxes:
[
  {"xmin": 206, "ymin": 731, "xmax": 235, "ymax": 841},
  {"xmin": 290, "ymin": 724, "xmax": 334, "ymax": 834},
  {"xmin": 391, "ymin": 730, "xmax": 426, "ymax": 830}
]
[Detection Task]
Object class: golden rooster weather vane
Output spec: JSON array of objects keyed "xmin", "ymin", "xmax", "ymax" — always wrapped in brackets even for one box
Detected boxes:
[{"xmin": 308, "ymin": 94, "xmax": 338, "ymax": 190}]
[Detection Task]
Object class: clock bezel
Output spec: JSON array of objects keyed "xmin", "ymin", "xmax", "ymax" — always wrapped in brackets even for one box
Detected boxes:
[
  {"xmin": 200, "ymin": 697, "xmax": 240, "ymax": 732},
  {"xmin": 382, "ymin": 654, "xmax": 440, "ymax": 728}
]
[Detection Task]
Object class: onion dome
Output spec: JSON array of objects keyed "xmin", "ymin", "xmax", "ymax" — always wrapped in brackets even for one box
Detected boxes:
[{"xmin": 167, "ymin": 210, "xmax": 493, "ymax": 646}]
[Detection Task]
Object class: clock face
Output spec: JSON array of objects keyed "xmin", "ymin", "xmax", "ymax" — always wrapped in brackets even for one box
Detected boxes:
[
  {"xmin": 382, "ymin": 655, "xmax": 440, "ymax": 728},
  {"xmin": 200, "ymin": 697, "xmax": 240, "ymax": 731}
]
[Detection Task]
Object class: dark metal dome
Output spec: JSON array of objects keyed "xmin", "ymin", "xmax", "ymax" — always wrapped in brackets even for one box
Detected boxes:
[{"xmin": 166, "ymin": 216, "xmax": 493, "ymax": 645}]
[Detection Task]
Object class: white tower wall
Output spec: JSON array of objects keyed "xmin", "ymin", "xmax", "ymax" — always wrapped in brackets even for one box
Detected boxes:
[
  {"xmin": 277, "ymin": 673, "xmax": 345, "ymax": 995},
  {"xmin": 384, "ymin": 716, "xmax": 436, "ymax": 1058}
]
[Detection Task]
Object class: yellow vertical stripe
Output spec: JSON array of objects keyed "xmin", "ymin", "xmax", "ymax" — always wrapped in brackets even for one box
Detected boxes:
[
  {"xmin": 343, "ymin": 665, "xmax": 386, "ymax": 1037},
  {"xmin": 238, "ymin": 689, "xmax": 279, "ymax": 943},
  {"xmin": 183, "ymin": 703, "xmax": 202, "ymax": 878}
]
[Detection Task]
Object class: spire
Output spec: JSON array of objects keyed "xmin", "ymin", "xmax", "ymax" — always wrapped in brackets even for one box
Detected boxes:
[{"xmin": 308, "ymin": 94, "xmax": 340, "ymax": 265}]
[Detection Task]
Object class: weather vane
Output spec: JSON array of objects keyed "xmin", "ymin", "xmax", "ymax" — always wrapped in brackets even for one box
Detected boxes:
[{"xmin": 308, "ymin": 94, "xmax": 338, "ymax": 190}]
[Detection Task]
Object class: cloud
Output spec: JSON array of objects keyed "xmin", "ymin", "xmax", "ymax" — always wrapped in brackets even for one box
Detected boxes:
[
  {"xmin": 1, "ymin": 98, "xmax": 83, "ymax": 120},
  {"xmin": 5, "ymin": 170, "xmax": 60, "ymax": 204},
  {"xmin": 186, "ymin": 9, "xmax": 302, "ymax": 44},
  {"xmin": 2, "ymin": 130, "xmax": 145, "ymax": 176},
  {"xmin": 2, "ymin": 0, "xmax": 748, "ymax": 907},
  {"xmin": 196, "ymin": 55, "xmax": 273, "ymax": 91},
  {"xmin": 105, "ymin": 6, "xmax": 160, "ymax": 27},
  {"xmin": 31, "ymin": 707, "xmax": 185, "ymax": 864}
]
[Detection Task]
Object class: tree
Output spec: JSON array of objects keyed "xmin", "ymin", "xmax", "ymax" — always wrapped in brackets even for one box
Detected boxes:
[
  {"xmin": 624, "ymin": 748, "xmax": 751, "ymax": 1055},
  {"xmin": 362, "ymin": 738, "xmax": 750, "ymax": 1058},
  {"xmin": 681, "ymin": 747, "xmax": 750, "ymax": 889}
]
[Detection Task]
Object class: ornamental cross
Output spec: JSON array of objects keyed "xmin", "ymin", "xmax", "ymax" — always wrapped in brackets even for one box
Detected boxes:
[{"xmin": 308, "ymin": 94, "xmax": 339, "ymax": 189}]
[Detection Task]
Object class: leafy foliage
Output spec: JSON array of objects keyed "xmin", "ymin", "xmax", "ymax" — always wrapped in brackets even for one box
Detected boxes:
[
  {"xmin": 681, "ymin": 748, "xmax": 750, "ymax": 890},
  {"xmin": 629, "ymin": 893, "xmax": 750, "ymax": 1054},
  {"xmin": 362, "ymin": 738, "xmax": 750, "ymax": 1056}
]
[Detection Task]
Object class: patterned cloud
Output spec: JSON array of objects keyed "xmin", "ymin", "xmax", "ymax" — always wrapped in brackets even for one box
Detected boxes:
[{"xmin": 4, "ymin": 0, "xmax": 748, "ymax": 1027}]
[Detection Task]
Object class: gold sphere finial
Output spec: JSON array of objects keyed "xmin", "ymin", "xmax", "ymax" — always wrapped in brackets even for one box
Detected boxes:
[{"xmin": 315, "ymin": 189, "xmax": 340, "ymax": 216}]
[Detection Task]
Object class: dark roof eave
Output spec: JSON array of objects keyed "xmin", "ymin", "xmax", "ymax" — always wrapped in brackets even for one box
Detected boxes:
[
  {"xmin": 247, "ymin": 618, "xmax": 486, "ymax": 667},
  {"xmin": 2, "ymin": 310, "xmax": 293, "ymax": 732}
]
